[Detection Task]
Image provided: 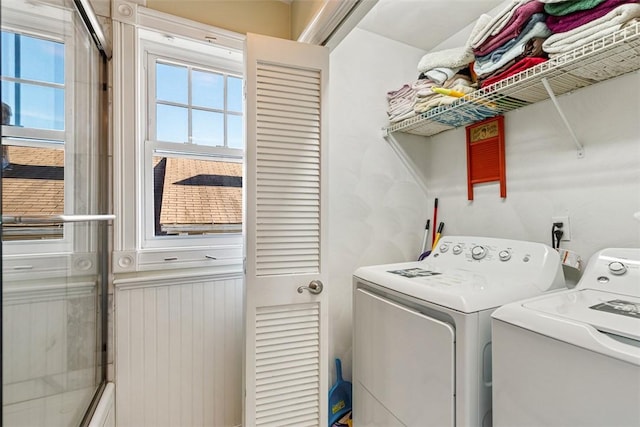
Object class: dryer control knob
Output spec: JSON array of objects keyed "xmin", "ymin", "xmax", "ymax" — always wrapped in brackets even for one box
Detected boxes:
[
  {"xmin": 608, "ymin": 261, "xmax": 627, "ymax": 275},
  {"xmin": 452, "ymin": 245, "xmax": 463, "ymax": 255},
  {"xmin": 439, "ymin": 243, "xmax": 449, "ymax": 253},
  {"xmin": 471, "ymin": 245, "xmax": 487, "ymax": 260},
  {"xmin": 499, "ymin": 250, "xmax": 511, "ymax": 261}
]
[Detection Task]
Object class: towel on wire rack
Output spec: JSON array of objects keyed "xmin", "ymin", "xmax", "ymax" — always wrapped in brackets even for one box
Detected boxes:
[
  {"xmin": 544, "ymin": 0, "xmax": 607, "ymax": 16},
  {"xmin": 474, "ymin": 1, "xmax": 545, "ymax": 56},
  {"xmin": 546, "ymin": 0, "xmax": 638, "ymax": 33},
  {"xmin": 478, "ymin": 37, "xmax": 548, "ymax": 86},
  {"xmin": 542, "ymin": 3, "xmax": 640, "ymax": 55},
  {"xmin": 475, "ymin": 13, "xmax": 547, "ymax": 65},
  {"xmin": 386, "ymin": 83, "xmax": 417, "ymax": 123},
  {"xmin": 474, "ymin": 21, "xmax": 551, "ymax": 77},
  {"xmin": 422, "ymin": 67, "xmax": 461, "ymax": 85},
  {"xmin": 480, "ymin": 56, "xmax": 548, "ymax": 87},
  {"xmin": 417, "ymin": 14, "xmax": 492, "ymax": 74},
  {"xmin": 470, "ymin": 0, "xmax": 542, "ymax": 49},
  {"xmin": 413, "ymin": 75, "xmax": 475, "ymax": 113}
]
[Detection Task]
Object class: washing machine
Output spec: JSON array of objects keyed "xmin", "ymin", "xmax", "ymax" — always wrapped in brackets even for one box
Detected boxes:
[
  {"xmin": 352, "ymin": 236, "xmax": 565, "ymax": 427},
  {"xmin": 492, "ymin": 248, "xmax": 640, "ymax": 427}
]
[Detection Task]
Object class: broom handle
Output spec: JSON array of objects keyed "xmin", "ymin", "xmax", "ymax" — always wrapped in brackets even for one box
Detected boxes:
[{"xmin": 335, "ymin": 358, "xmax": 343, "ymax": 381}]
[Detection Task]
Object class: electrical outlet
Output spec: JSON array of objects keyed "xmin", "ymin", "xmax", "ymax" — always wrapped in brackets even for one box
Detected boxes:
[{"xmin": 552, "ymin": 215, "xmax": 571, "ymax": 241}]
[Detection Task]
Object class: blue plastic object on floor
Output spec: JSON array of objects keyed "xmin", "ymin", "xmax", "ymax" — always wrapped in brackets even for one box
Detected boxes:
[{"xmin": 328, "ymin": 358, "xmax": 352, "ymax": 426}]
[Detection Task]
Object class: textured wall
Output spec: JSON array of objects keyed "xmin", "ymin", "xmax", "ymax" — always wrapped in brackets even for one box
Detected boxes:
[{"xmin": 328, "ymin": 28, "xmax": 430, "ymax": 382}]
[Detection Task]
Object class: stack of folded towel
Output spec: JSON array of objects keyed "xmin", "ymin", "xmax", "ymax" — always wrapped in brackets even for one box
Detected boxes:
[
  {"xmin": 471, "ymin": 0, "xmax": 551, "ymax": 87},
  {"xmin": 413, "ymin": 73, "xmax": 476, "ymax": 113},
  {"xmin": 541, "ymin": 0, "xmax": 640, "ymax": 57},
  {"xmin": 386, "ymin": 83, "xmax": 417, "ymax": 123}
]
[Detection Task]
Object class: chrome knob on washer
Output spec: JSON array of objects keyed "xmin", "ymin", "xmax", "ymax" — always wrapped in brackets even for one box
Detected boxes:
[
  {"xmin": 498, "ymin": 250, "xmax": 511, "ymax": 261},
  {"xmin": 452, "ymin": 245, "xmax": 463, "ymax": 255},
  {"xmin": 471, "ymin": 245, "xmax": 487, "ymax": 260},
  {"xmin": 608, "ymin": 261, "xmax": 627, "ymax": 275},
  {"xmin": 439, "ymin": 243, "xmax": 449, "ymax": 253}
]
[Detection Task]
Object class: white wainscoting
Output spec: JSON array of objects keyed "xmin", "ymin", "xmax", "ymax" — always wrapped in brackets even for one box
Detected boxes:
[{"xmin": 114, "ymin": 273, "xmax": 243, "ymax": 427}]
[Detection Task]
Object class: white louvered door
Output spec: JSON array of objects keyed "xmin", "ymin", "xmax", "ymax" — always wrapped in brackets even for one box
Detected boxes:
[{"xmin": 244, "ymin": 33, "xmax": 329, "ymax": 427}]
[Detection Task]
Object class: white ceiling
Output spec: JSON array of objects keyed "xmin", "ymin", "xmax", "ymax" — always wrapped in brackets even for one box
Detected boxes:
[{"xmin": 357, "ymin": 0, "xmax": 506, "ymax": 52}]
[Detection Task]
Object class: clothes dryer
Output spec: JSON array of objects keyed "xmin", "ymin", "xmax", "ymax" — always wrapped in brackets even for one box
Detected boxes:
[
  {"xmin": 492, "ymin": 248, "xmax": 640, "ymax": 427},
  {"xmin": 352, "ymin": 236, "xmax": 565, "ymax": 427}
]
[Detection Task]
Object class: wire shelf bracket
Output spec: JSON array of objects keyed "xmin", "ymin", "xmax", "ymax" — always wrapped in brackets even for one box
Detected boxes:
[{"xmin": 541, "ymin": 77, "xmax": 584, "ymax": 159}]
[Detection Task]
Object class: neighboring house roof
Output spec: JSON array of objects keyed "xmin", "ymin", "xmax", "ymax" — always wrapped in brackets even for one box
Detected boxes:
[
  {"xmin": 157, "ymin": 156, "xmax": 242, "ymax": 234},
  {"xmin": 2, "ymin": 146, "xmax": 64, "ymax": 215},
  {"xmin": 1, "ymin": 147, "xmax": 242, "ymax": 238}
]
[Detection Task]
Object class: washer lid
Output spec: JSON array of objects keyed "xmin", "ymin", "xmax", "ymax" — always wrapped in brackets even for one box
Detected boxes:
[
  {"xmin": 354, "ymin": 261, "xmax": 554, "ymax": 313},
  {"xmin": 493, "ymin": 289, "xmax": 640, "ymax": 365},
  {"xmin": 523, "ymin": 289, "xmax": 640, "ymax": 341}
]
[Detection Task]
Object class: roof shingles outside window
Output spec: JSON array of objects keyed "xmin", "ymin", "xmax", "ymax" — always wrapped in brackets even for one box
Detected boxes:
[
  {"xmin": 2, "ymin": 146, "xmax": 64, "ymax": 215},
  {"xmin": 156, "ymin": 156, "xmax": 242, "ymax": 235}
]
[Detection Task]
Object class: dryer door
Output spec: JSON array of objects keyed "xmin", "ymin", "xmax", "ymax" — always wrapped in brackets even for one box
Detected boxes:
[{"xmin": 354, "ymin": 288, "xmax": 455, "ymax": 427}]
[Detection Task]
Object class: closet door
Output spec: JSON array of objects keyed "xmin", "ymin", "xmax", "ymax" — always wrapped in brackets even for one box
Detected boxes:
[{"xmin": 244, "ymin": 33, "xmax": 329, "ymax": 426}]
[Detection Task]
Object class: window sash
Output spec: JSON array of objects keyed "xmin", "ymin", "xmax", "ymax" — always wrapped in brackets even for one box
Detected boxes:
[
  {"xmin": 141, "ymin": 47, "xmax": 244, "ymax": 250},
  {"xmin": 1, "ymin": 23, "xmax": 76, "ymax": 256}
]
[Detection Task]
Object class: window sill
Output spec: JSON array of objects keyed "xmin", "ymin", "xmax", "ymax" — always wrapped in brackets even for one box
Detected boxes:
[{"xmin": 113, "ymin": 245, "xmax": 243, "ymax": 274}]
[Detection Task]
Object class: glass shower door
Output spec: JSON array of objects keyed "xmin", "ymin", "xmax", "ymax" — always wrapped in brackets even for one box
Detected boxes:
[{"xmin": 1, "ymin": 0, "xmax": 111, "ymax": 425}]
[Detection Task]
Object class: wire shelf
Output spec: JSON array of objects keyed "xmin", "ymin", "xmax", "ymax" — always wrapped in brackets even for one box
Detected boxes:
[{"xmin": 384, "ymin": 20, "xmax": 640, "ymax": 137}]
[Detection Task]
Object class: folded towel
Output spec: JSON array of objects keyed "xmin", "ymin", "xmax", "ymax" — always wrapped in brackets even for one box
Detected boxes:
[
  {"xmin": 474, "ymin": 1, "xmax": 545, "ymax": 56},
  {"xmin": 413, "ymin": 84, "xmax": 475, "ymax": 113},
  {"xmin": 417, "ymin": 47, "xmax": 474, "ymax": 74},
  {"xmin": 423, "ymin": 67, "xmax": 461, "ymax": 85},
  {"xmin": 542, "ymin": 3, "xmax": 640, "ymax": 55},
  {"xmin": 417, "ymin": 14, "xmax": 492, "ymax": 74},
  {"xmin": 474, "ymin": 21, "xmax": 551, "ymax": 76},
  {"xmin": 471, "ymin": 0, "xmax": 541, "ymax": 48},
  {"xmin": 475, "ymin": 14, "xmax": 547, "ymax": 64},
  {"xmin": 546, "ymin": 0, "xmax": 638, "ymax": 33},
  {"xmin": 480, "ymin": 57, "xmax": 548, "ymax": 87},
  {"xmin": 544, "ymin": 0, "xmax": 608, "ymax": 16}
]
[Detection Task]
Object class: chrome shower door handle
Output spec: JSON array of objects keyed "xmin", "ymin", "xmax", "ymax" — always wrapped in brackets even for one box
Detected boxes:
[{"xmin": 297, "ymin": 280, "xmax": 324, "ymax": 295}]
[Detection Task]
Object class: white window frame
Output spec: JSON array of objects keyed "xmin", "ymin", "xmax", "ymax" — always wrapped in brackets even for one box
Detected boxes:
[
  {"xmin": 1, "ymin": 0, "xmax": 77, "ymax": 257},
  {"xmin": 111, "ymin": 4, "xmax": 246, "ymax": 273},
  {"xmin": 140, "ymin": 29, "xmax": 244, "ymax": 250}
]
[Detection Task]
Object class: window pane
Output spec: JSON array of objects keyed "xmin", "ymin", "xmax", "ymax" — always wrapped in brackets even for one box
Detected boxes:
[
  {"xmin": 153, "ymin": 155, "xmax": 242, "ymax": 236},
  {"xmin": 157, "ymin": 104, "xmax": 188, "ymax": 143},
  {"xmin": 1, "ymin": 31, "xmax": 64, "ymax": 84},
  {"xmin": 2, "ymin": 144, "xmax": 64, "ymax": 240},
  {"xmin": 227, "ymin": 76, "xmax": 243, "ymax": 112},
  {"xmin": 192, "ymin": 109, "xmax": 223, "ymax": 146},
  {"xmin": 192, "ymin": 70, "xmax": 223, "ymax": 110},
  {"xmin": 156, "ymin": 63, "xmax": 187, "ymax": 104},
  {"xmin": 227, "ymin": 115, "xmax": 243, "ymax": 149},
  {"xmin": 2, "ymin": 81, "xmax": 65, "ymax": 130}
]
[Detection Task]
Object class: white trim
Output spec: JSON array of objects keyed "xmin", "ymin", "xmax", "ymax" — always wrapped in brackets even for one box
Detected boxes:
[
  {"xmin": 111, "ymin": 2, "xmax": 246, "ymax": 272},
  {"xmin": 113, "ymin": 269, "xmax": 242, "ymax": 290},
  {"xmin": 297, "ymin": 0, "xmax": 378, "ymax": 50}
]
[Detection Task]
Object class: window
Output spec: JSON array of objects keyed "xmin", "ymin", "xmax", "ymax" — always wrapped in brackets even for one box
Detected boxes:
[
  {"xmin": 1, "ymin": 30, "xmax": 67, "ymax": 242},
  {"xmin": 140, "ymin": 30, "xmax": 244, "ymax": 250}
]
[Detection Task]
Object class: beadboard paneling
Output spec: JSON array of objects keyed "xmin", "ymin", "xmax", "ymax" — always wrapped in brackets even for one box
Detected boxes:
[{"xmin": 115, "ymin": 276, "xmax": 243, "ymax": 427}]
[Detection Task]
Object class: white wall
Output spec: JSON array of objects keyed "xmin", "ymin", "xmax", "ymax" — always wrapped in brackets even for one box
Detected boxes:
[
  {"xmin": 328, "ymin": 28, "xmax": 431, "ymax": 382},
  {"xmin": 329, "ymin": 25, "xmax": 640, "ymax": 381},
  {"xmin": 425, "ymin": 71, "xmax": 640, "ymax": 263}
]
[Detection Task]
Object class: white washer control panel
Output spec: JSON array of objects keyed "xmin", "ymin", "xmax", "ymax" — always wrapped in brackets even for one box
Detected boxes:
[
  {"xmin": 580, "ymin": 248, "xmax": 640, "ymax": 296},
  {"xmin": 433, "ymin": 237, "xmax": 539, "ymax": 266}
]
